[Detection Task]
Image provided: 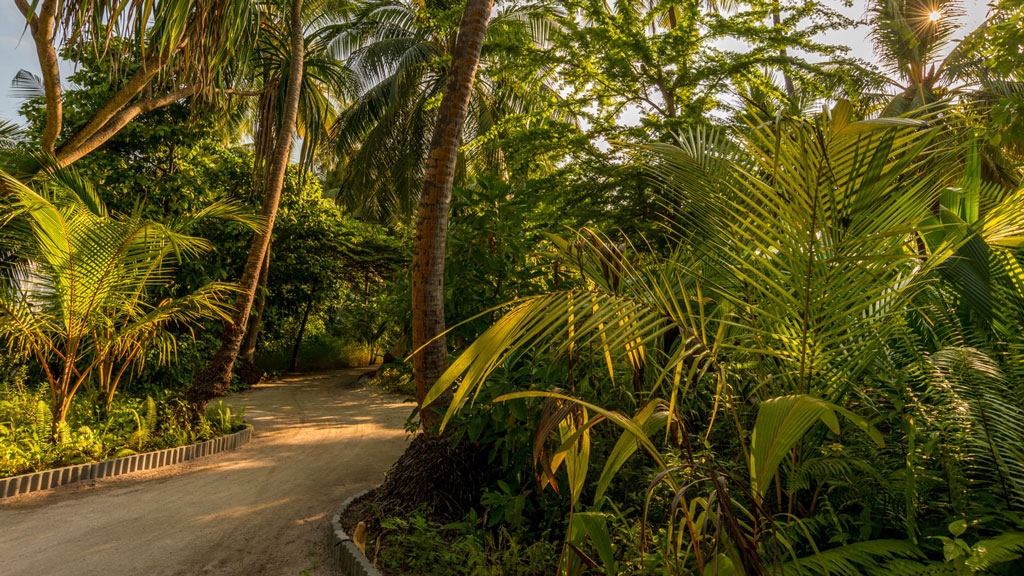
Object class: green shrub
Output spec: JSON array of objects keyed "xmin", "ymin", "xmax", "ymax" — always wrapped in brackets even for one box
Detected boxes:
[
  {"xmin": 373, "ymin": 511, "xmax": 558, "ymax": 576},
  {"xmin": 0, "ymin": 381, "xmax": 246, "ymax": 477},
  {"xmin": 257, "ymin": 333, "xmax": 374, "ymax": 373}
]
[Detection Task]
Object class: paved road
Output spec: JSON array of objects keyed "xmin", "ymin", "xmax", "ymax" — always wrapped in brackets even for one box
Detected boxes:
[{"xmin": 0, "ymin": 369, "xmax": 413, "ymax": 576}]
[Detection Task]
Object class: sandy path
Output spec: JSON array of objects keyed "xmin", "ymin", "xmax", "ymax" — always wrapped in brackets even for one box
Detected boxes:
[{"xmin": 0, "ymin": 368, "xmax": 413, "ymax": 576}]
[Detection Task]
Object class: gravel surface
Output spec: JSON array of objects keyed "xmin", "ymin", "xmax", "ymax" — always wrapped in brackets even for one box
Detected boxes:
[{"xmin": 0, "ymin": 368, "xmax": 413, "ymax": 576}]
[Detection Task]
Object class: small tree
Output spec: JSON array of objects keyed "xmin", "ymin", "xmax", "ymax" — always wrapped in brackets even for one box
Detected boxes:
[
  {"xmin": 0, "ymin": 166, "xmax": 256, "ymax": 431},
  {"xmin": 266, "ymin": 190, "xmax": 407, "ymax": 371}
]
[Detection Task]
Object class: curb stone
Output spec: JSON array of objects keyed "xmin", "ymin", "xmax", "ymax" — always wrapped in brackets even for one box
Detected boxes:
[
  {"xmin": 0, "ymin": 426, "xmax": 254, "ymax": 501},
  {"xmin": 332, "ymin": 488, "xmax": 383, "ymax": 576}
]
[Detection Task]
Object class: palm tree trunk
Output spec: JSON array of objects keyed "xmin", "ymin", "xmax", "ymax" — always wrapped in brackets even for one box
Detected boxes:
[
  {"xmin": 239, "ymin": 247, "xmax": 271, "ymax": 365},
  {"xmin": 411, "ymin": 0, "xmax": 494, "ymax": 431},
  {"xmin": 186, "ymin": 0, "xmax": 305, "ymax": 409}
]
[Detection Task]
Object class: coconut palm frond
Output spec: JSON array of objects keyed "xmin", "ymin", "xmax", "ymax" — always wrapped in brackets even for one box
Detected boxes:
[
  {"xmin": 0, "ymin": 165, "xmax": 251, "ymax": 423},
  {"xmin": 425, "ymin": 107, "xmax": 967, "ymax": 429},
  {"xmin": 10, "ymin": 70, "xmax": 45, "ymax": 100}
]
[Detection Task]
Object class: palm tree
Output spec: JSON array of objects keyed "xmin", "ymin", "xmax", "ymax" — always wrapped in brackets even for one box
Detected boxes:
[
  {"xmin": 224, "ymin": 0, "xmax": 354, "ymax": 380},
  {"xmin": 868, "ymin": 0, "xmax": 1023, "ymax": 185},
  {"xmin": 407, "ymin": 0, "xmax": 497, "ymax": 431},
  {"xmin": 416, "ymin": 106, "xmax": 1024, "ymax": 569},
  {"xmin": 327, "ymin": 0, "xmax": 562, "ymax": 222},
  {"xmin": 869, "ymin": 0, "xmax": 969, "ymax": 116},
  {"xmin": 424, "ymin": 108, "xmax": 965, "ymax": 413},
  {"xmin": 0, "ymin": 165, "xmax": 253, "ymax": 430},
  {"xmin": 186, "ymin": 0, "xmax": 307, "ymax": 407}
]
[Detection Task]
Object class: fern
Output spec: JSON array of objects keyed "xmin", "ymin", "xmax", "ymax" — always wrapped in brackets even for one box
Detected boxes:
[
  {"xmin": 964, "ymin": 532, "xmax": 1024, "ymax": 572},
  {"xmin": 782, "ymin": 539, "xmax": 925, "ymax": 576},
  {"xmin": 929, "ymin": 348, "xmax": 1024, "ymax": 511},
  {"xmin": 785, "ymin": 456, "xmax": 883, "ymax": 495},
  {"xmin": 144, "ymin": 396, "xmax": 157, "ymax": 439},
  {"xmin": 877, "ymin": 558, "xmax": 956, "ymax": 575},
  {"xmin": 33, "ymin": 400, "xmax": 51, "ymax": 441},
  {"xmin": 128, "ymin": 397, "xmax": 157, "ymax": 451},
  {"xmin": 204, "ymin": 401, "xmax": 246, "ymax": 435}
]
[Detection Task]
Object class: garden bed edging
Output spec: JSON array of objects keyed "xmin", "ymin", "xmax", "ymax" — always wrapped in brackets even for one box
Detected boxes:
[
  {"xmin": 331, "ymin": 488, "xmax": 383, "ymax": 576},
  {"xmin": 0, "ymin": 426, "xmax": 253, "ymax": 500}
]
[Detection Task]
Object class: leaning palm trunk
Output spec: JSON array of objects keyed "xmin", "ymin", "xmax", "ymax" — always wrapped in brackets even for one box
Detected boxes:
[
  {"xmin": 411, "ymin": 0, "xmax": 494, "ymax": 431},
  {"xmin": 237, "ymin": 247, "xmax": 270, "ymax": 366},
  {"xmin": 235, "ymin": 79, "xmax": 279, "ymax": 382},
  {"xmin": 186, "ymin": 0, "xmax": 305, "ymax": 408}
]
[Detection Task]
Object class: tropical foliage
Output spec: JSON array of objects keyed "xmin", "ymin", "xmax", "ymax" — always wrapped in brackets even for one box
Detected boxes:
[
  {"xmin": 0, "ymin": 166, "xmax": 254, "ymax": 429},
  {"xmin": 3, "ymin": 0, "xmax": 1024, "ymax": 573},
  {"xmin": 422, "ymin": 105, "xmax": 1024, "ymax": 573}
]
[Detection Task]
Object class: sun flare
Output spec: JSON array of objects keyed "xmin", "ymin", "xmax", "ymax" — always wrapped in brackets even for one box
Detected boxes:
[{"xmin": 929, "ymin": 10, "xmax": 942, "ymax": 21}]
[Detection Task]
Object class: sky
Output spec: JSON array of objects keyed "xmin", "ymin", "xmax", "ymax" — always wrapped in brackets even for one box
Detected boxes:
[{"xmin": 0, "ymin": 0, "xmax": 993, "ymax": 125}]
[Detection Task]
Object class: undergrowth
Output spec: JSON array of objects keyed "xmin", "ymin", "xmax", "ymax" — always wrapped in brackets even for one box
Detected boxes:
[
  {"xmin": 0, "ymin": 380, "xmax": 247, "ymax": 478},
  {"xmin": 371, "ymin": 510, "xmax": 558, "ymax": 576},
  {"xmin": 366, "ymin": 363, "xmax": 416, "ymax": 397}
]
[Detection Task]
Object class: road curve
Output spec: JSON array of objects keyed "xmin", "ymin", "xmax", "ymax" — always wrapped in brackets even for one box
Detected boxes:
[{"xmin": 0, "ymin": 368, "xmax": 413, "ymax": 576}]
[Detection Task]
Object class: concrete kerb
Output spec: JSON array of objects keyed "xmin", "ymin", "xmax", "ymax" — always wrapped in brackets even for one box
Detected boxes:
[
  {"xmin": 0, "ymin": 426, "xmax": 254, "ymax": 502},
  {"xmin": 332, "ymin": 488, "xmax": 383, "ymax": 576}
]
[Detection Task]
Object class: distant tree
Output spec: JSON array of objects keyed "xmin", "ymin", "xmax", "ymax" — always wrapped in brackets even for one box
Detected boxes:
[
  {"xmin": 264, "ymin": 189, "xmax": 406, "ymax": 371},
  {"xmin": 552, "ymin": 0, "xmax": 859, "ymax": 142}
]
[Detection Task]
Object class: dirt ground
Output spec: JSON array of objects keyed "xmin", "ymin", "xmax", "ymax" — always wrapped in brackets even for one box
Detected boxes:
[{"xmin": 0, "ymin": 368, "xmax": 413, "ymax": 576}]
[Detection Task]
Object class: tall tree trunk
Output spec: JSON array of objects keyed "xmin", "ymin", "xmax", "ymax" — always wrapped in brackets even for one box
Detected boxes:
[
  {"xmin": 186, "ymin": 0, "xmax": 305, "ymax": 408},
  {"xmin": 411, "ymin": 0, "xmax": 494, "ymax": 431},
  {"xmin": 236, "ymin": 247, "xmax": 271, "ymax": 385},
  {"xmin": 13, "ymin": 0, "xmax": 61, "ymax": 154},
  {"xmin": 239, "ymin": 247, "xmax": 271, "ymax": 365},
  {"xmin": 289, "ymin": 298, "xmax": 314, "ymax": 372}
]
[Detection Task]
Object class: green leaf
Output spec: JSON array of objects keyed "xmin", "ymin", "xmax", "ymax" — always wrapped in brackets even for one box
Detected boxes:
[
  {"xmin": 949, "ymin": 519, "xmax": 967, "ymax": 538},
  {"xmin": 749, "ymin": 395, "xmax": 883, "ymax": 502},
  {"xmin": 570, "ymin": 512, "xmax": 617, "ymax": 575}
]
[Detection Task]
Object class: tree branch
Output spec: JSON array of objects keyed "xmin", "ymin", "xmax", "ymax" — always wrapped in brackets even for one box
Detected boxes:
[
  {"xmin": 14, "ymin": 0, "xmax": 62, "ymax": 154},
  {"xmin": 57, "ymin": 39, "xmax": 188, "ymax": 158},
  {"xmin": 219, "ymin": 88, "xmax": 267, "ymax": 97},
  {"xmin": 56, "ymin": 86, "xmax": 198, "ymax": 166}
]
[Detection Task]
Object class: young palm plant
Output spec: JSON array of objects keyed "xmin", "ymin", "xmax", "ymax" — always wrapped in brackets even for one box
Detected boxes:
[
  {"xmin": 0, "ymin": 165, "xmax": 257, "ymax": 432},
  {"xmin": 421, "ymin": 104, "xmax": 1024, "ymax": 573}
]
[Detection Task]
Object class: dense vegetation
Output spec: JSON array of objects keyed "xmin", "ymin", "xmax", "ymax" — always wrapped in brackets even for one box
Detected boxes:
[{"xmin": 2, "ymin": 0, "xmax": 1024, "ymax": 573}]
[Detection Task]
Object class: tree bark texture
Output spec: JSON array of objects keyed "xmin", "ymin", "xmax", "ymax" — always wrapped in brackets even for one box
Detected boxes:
[
  {"xmin": 239, "ymin": 247, "xmax": 271, "ymax": 366},
  {"xmin": 56, "ymin": 86, "xmax": 197, "ymax": 166},
  {"xmin": 13, "ymin": 0, "xmax": 62, "ymax": 153},
  {"xmin": 186, "ymin": 0, "xmax": 305, "ymax": 408},
  {"xmin": 411, "ymin": 0, "xmax": 494, "ymax": 431}
]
